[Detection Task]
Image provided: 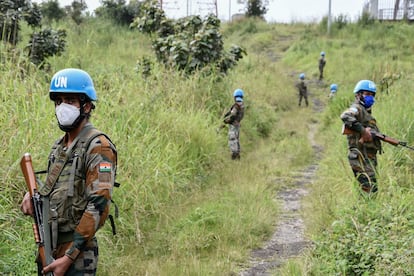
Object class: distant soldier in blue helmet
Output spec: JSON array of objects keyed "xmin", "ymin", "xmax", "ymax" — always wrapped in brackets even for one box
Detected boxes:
[
  {"xmin": 296, "ymin": 73, "xmax": 308, "ymax": 107},
  {"xmin": 319, "ymin": 51, "xmax": 326, "ymax": 80},
  {"xmin": 20, "ymin": 68, "xmax": 118, "ymax": 275},
  {"xmin": 223, "ymin": 88, "xmax": 245, "ymax": 160},
  {"xmin": 340, "ymin": 80, "xmax": 381, "ymax": 195}
]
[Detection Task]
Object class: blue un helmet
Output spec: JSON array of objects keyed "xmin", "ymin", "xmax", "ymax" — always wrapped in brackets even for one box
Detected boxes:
[
  {"xmin": 330, "ymin": 83, "xmax": 338, "ymax": 92},
  {"xmin": 320, "ymin": 51, "xmax": 325, "ymax": 56},
  {"xmin": 299, "ymin": 73, "xmax": 305, "ymax": 80},
  {"xmin": 233, "ymin": 88, "xmax": 244, "ymax": 98},
  {"xmin": 50, "ymin": 68, "xmax": 97, "ymax": 101},
  {"xmin": 353, "ymin": 80, "xmax": 376, "ymax": 95}
]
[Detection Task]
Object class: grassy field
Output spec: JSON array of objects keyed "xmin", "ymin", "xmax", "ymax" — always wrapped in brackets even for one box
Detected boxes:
[{"xmin": 2, "ymin": 16, "xmax": 414, "ymax": 275}]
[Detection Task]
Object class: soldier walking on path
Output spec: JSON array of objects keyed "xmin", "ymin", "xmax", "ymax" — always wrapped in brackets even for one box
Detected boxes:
[
  {"xmin": 319, "ymin": 51, "xmax": 326, "ymax": 81},
  {"xmin": 340, "ymin": 80, "xmax": 381, "ymax": 196},
  {"xmin": 296, "ymin": 73, "xmax": 308, "ymax": 107},
  {"xmin": 223, "ymin": 88, "xmax": 245, "ymax": 160}
]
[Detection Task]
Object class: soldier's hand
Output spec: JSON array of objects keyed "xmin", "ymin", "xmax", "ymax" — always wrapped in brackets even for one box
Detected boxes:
[
  {"xmin": 42, "ymin": 255, "xmax": 73, "ymax": 276},
  {"xmin": 20, "ymin": 192, "xmax": 33, "ymax": 216},
  {"xmin": 360, "ymin": 127, "xmax": 373, "ymax": 143}
]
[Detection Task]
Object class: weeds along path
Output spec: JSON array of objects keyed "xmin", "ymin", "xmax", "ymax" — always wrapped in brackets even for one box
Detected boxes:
[{"xmin": 239, "ymin": 81, "xmax": 325, "ymax": 276}]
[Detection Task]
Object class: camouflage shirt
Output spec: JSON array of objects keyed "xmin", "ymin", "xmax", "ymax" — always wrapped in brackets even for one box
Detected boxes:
[
  {"xmin": 296, "ymin": 80, "xmax": 307, "ymax": 96},
  {"xmin": 224, "ymin": 102, "xmax": 245, "ymax": 126},
  {"xmin": 319, "ymin": 57, "xmax": 326, "ymax": 70},
  {"xmin": 44, "ymin": 123, "xmax": 117, "ymax": 260},
  {"xmin": 340, "ymin": 100, "xmax": 382, "ymax": 154}
]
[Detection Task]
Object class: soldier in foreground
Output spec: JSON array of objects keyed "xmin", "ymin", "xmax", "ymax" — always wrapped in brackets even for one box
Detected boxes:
[
  {"xmin": 20, "ymin": 68, "xmax": 117, "ymax": 275},
  {"xmin": 340, "ymin": 80, "xmax": 381, "ymax": 195}
]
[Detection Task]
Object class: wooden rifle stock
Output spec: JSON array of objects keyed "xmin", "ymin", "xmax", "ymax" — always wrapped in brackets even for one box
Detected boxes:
[
  {"xmin": 21, "ymin": 153, "xmax": 53, "ymax": 275},
  {"xmin": 342, "ymin": 125, "xmax": 414, "ymax": 150}
]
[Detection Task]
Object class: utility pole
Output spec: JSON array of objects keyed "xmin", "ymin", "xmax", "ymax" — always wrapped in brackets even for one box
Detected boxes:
[
  {"xmin": 327, "ymin": 0, "xmax": 332, "ymax": 35},
  {"xmin": 229, "ymin": 0, "xmax": 232, "ymax": 21}
]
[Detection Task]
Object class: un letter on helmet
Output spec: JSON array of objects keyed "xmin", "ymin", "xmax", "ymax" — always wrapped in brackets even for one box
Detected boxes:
[{"xmin": 55, "ymin": 76, "xmax": 68, "ymax": 88}]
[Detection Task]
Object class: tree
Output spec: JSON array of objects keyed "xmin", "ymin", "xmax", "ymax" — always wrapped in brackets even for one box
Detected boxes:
[
  {"xmin": 131, "ymin": 1, "xmax": 246, "ymax": 76},
  {"xmin": 26, "ymin": 28, "xmax": 67, "ymax": 69},
  {"xmin": 0, "ymin": 0, "xmax": 42, "ymax": 45},
  {"xmin": 95, "ymin": 0, "xmax": 141, "ymax": 25},
  {"xmin": 70, "ymin": 0, "xmax": 87, "ymax": 25},
  {"xmin": 245, "ymin": 0, "xmax": 267, "ymax": 19},
  {"xmin": 39, "ymin": 0, "xmax": 66, "ymax": 23}
]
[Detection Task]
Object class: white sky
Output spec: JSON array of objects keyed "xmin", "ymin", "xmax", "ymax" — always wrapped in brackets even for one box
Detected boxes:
[{"xmin": 34, "ymin": 0, "xmax": 367, "ymax": 23}]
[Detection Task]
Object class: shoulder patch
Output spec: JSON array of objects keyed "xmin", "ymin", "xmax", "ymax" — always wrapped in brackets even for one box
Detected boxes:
[{"xmin": 99, "ymin": 162, "xmax": 112, "ymax": 172}]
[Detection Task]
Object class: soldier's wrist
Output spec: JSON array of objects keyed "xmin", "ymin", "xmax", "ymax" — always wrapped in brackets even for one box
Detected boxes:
[{"xmin": 65, "ymin": 247, "xmax": 81, "ymax": 261}]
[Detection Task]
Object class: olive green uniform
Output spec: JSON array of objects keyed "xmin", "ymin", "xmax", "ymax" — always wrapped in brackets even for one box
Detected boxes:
[
  {"xmin": 223, "ymin": 102, "xmax": 245, "ymax": 159},
  {"xmin": 39, "ymin": 123, "xmax": 117, "ymax": 275},
  {"xmin": 340, "ymin": 101, "xmax": 382, "ymax": 194},
  {"xmin": 319, "ymin": 56, "xmax": 326, "ymax": 80},
  {"xmin": 296, "ymin": 80, "xmax": 308, "ymax": 107}
]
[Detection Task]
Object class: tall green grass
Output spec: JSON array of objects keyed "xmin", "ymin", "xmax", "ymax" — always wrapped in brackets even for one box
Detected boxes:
[
  {"xmin": 281, "ymin": 21, "xmax": 414, "ymax": 274},
  {"xmin": 1, "ymin": 17, "xmax": 316, "ymax": 275},
  {"xmin": 8, "ymin": 16, "xmax": 412, "ymax": 275}
]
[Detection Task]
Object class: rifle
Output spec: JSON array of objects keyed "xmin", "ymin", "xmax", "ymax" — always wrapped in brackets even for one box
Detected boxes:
[
  {"xmin": 342, "ymin": 125, "xmax": 414, "ymax": 151},
  {"xmin": 20, "ymin": 153, "xmax": 54, "ymax": 276}
]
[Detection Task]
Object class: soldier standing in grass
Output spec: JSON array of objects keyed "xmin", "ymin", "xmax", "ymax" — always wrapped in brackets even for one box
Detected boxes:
[
  {"xmin": 296, "ymin": 73, "xmax": 308, "ymax": 107},
  {"xmin": 319, "ymin": 51, "xmax": 326, "ymax": 80},
  {"xmin": 20, "ymin": 68, "xmax": 118, "ymax": 275},
  {"xmin": 223, "ymin": 88, "xmax": 245, "ymax": 160},
  {"xmin": 340, "ymin": 80, "xmax": 381, "ymax": 195}
]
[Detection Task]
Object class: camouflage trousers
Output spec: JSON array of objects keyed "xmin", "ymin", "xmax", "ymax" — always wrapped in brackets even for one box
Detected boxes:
[
  {"xmin": 347, "ymin": 148, "xmax": 378, "ymax": 194},
  {"xmin": 298, "ymin": 92, "xmax": 308, "ymax": 107},
  {"xmin": 37, "ymin": 237, "xmax": 99, "ymax": 276},
  {"xmin": 228, "ymin": 124, "xmax": 241, "ymax": 159}
]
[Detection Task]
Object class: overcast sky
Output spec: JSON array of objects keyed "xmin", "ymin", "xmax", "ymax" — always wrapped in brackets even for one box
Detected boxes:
[{"xmin": 34, "ymin": 0, "xmax": 366, "ymax": 23}]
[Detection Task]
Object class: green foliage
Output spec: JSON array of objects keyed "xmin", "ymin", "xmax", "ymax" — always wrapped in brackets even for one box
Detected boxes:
[
  {"xmin": 95, "ymin": 0, "xmax": 141, "ymax": 25},
  {"xmin": 25, "ymin": 28, "xmax": 67, "ymax": 68},
  {"xmin": 132, "ymin": 4, "xmax": 246, "ymax": 76},
  {"xmin": 130, "ymin": 0, "xmax": 166, "ymax": 35},
  {"xmin": 0, "ymin": 0, "xmax": 42, "ymax": 45},
  {"xmin": 310, "ymin": 203, "xmax": 414, "ymax": 274},
  {"xmin": 358, "ymin": 11, "xmax": 377, "ymax": 27},
  {"xmin": 282, "ymin": 21, "xmax": 414, "ymax": 274},
  {"xmin": 245, "ymin": 0, "xmax": 267, "ymax": 19},
  {"xmin": 7, "ymin": 14, "xmax": 414, "ymax": 276},
  {"xmin": 39, "ymin": 0, "xmax": 66, "ymax": 23},
  {"xmin": 135, "ymin": 55, "xmax": 153, "ymax": 78},
  {"xmin": 69, "ymin": 0, "xmax": 87, "ymax": 25},
  {"xmin": 0, "ymin": 17, "xmax": 302, "ymax": 275}
]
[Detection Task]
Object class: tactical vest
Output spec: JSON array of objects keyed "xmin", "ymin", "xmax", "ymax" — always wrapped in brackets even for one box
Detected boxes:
[
  {"xmin": 39, "ymin": 124, "xmax": 118, "ymax": 247},
  {"xmin": 224, "ymin": 102, "xmax": 245, "ymax": 126},
  {"xmin": 347, "ymin": 103, "xmax": 382, "ymax": 154}
]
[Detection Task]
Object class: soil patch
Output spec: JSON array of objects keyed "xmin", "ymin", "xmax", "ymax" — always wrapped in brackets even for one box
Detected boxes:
[{"xmin": 239, "ymin": 96, "xmax": 324, "ymax": 275}]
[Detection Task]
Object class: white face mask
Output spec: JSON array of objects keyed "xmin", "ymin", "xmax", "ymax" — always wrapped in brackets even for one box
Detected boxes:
[{"xmin": 55, "ymin": 103, "xmax": 80, "ymax": 126}]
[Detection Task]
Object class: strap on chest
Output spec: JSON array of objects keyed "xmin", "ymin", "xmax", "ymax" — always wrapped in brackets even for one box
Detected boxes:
[{"xmin": 39, "ymin": 125, "xmax": 104, "ymax": 196}]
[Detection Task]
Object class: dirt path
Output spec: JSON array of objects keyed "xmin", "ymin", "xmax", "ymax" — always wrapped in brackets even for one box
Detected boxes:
[{"xmin": 239, "ymin": 95, "xmax": 325, "ymax": 275}]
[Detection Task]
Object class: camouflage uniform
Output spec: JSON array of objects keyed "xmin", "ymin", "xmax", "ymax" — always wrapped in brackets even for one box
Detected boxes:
[
  {"xmin": 341, "ymin": 101, "xmax": 382, "ymax": 194},
  {"xmin": 296, "ymin": 79, "xmax": 308, "ymax": 107},
  {"xmin": 319, "ymin": 56, "xmax": 326, "ymax": 80},
  {"xmin": 39, "ymin": 123, "xmax": 117, "ymax": 275},
  {"xmin": 224, "ymin": 102, "xmax": 245, "ymax": 159}
]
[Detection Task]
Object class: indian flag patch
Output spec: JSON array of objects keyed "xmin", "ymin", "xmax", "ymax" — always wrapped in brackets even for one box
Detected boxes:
[{"xmin": 99, "ymin": 162, "xmax": 112, "ymax": 172}]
